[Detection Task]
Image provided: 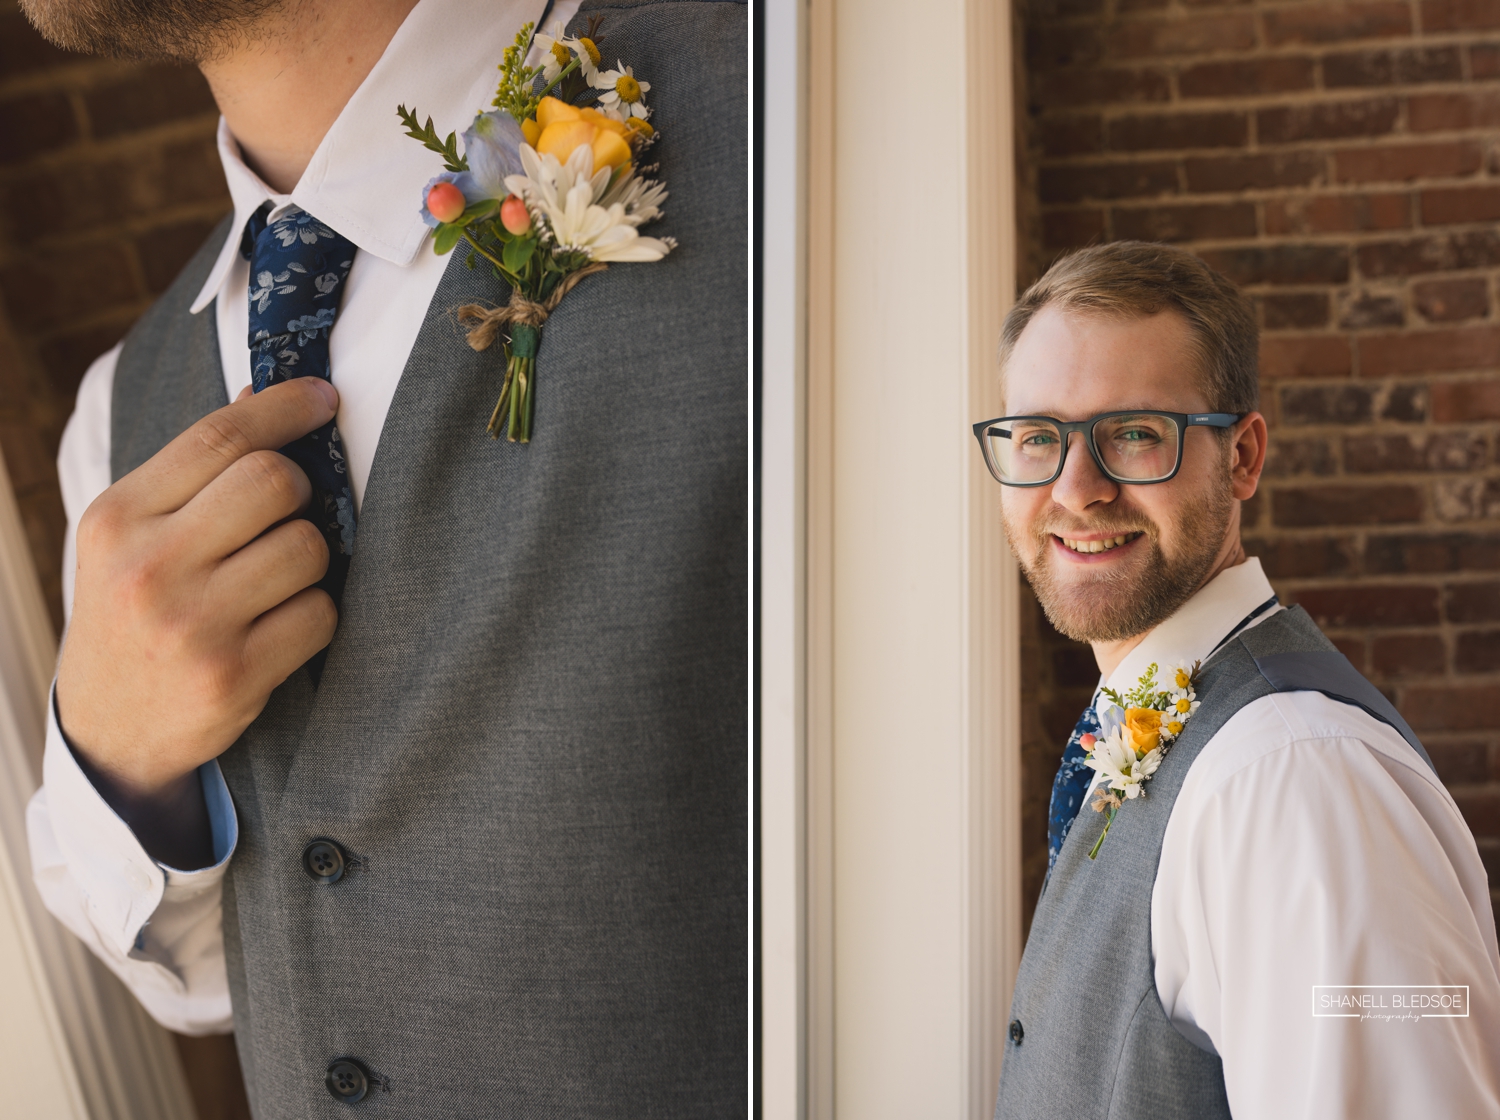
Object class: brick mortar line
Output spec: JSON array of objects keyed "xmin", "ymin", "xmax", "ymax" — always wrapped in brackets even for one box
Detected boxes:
[
  {"xmin": 1048, "ymin": 203, "xmax": 1500, "ymax": 222},
  {"xmin": 1037, "ymin": 137, "xmax": 1500, "ymax": 159},
  {"xmin": 1035, "ymin": 82, "xmax": 1500, "ymax": 117},
  {"xmin": 1030, "ymin": 13, "xmax": 1485, "ymax": 39},
  {"xmin": 1262, "ymin": 322, "xmax": 1500, "ymax": 333},
  {"xmin": 1027, "ymin": 42, "xmax": 1496, "ymax": 67},
  {"xmin": 20, "ymin": 301, "xmax": 166, "ymax": 344},
  {"xmin": 1269, "ymin": 370, "xmax": 1500, "ymax": 380},
  {"xmin": 1040, "ymin": 228, "xmax": 1500, "ymax": 252},
  {"xmin": 0, "ymin": 113, "xmax": 222, "ymax": 177},
  {"xmin": 0, "ymin": 201, "xmax": 232, "ymax": 263},
  {"xmin": 1037, "ymin": 142, "xmax": 1500, "ymax": 168},
  {"xmin": 1026, "ymin": 38, "xmax": 1500, "ymax": 62},
  {"xmin": 1268, "ymin": 566, "xmax": 1500, "ymax": 581},
  {"xmin": 0, "ymin": 58, "xmax": 141, "ymax": 100}
]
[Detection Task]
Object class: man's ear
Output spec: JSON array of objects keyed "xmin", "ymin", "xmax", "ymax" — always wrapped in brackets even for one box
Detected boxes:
[{"xmin": 1229, "ymin": 411, "xmax": 1268, "ymax": 501}]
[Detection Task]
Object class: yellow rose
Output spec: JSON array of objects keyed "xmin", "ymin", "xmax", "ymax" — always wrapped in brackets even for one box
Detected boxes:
[
  {"xmin": 533, "ymin": 97, "xmax": 633, "ymax": 176},
  {"xmin": 1124, "ymin": 707, "xmax": 1162, "ymax": 756}
]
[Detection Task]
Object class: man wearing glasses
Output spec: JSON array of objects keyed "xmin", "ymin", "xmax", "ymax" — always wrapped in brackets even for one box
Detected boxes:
[{"xmin": 982, "ymin": 242, "xmax": 1500, "ymax": 1118}]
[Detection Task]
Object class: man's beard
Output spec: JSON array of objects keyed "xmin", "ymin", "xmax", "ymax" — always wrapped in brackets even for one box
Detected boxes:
[
  {"xmin": 1004, "ymin": 479, "xmax": 1235, "ymax": 645},
  {"xmin": 20, "ymin": 0, "xmax": 285, "ymax": 62}
]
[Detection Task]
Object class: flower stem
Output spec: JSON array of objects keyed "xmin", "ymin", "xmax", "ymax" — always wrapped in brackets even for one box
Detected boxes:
[
  {"xmin": 510, "ymin": 355, "xmax": 526, "ymax": 440},
  {"xmin": 534, "ymin": 58, "xmax": 580, "ymax": 104},
  {"xmin": 1088, "ymin": 807, "xmax": 1117, "ymax": 861},
  {"xmin": 487, "ymin": 359, "xmax": 516, "ymax": 439},
  {"xmin": 461, "ymin": 231, "xmax": 528, "ymax": 289}
]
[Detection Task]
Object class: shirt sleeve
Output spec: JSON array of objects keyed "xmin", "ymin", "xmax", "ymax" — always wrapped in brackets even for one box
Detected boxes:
[
  {"xmin": 1154, "ymin": 691, "xmax": 1500, "ymax": 1119},
  {"xmin": 30, "ymin": 343, "xmax": 239, "ymax": 1035}
]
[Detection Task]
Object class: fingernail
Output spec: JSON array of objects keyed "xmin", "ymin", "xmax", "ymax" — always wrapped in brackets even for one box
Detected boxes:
[{"xmin": 309, "ymin": 378, "xmax": 338, "ymax": 410}]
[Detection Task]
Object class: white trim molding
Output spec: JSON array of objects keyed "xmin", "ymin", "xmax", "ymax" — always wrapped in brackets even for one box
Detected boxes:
[
  {"xmin": 0, "ymin": 446, "xmax": 196, "ymax": 1120},
  {"xmin": 759, "ymin": 0, "xmax": 1021, "ymax": 1114},
  {"xmin": 759, "ymin": 0, "xmax": 809, "ymax": 1111}
]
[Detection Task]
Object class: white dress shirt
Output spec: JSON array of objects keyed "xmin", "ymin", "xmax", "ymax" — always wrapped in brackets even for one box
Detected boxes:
[
  {"xmin": 24, "ymin": 0, "xmax": 579, "ymax": 1035},
  {"xmin": 1090, "ymin": 558, "xmax": 1500, "ymax": 1118}
]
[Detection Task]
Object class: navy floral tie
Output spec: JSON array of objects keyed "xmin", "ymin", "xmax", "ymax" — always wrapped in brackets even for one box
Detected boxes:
[
  {"xmin": 243, "ymin": 204, "xmax": 357, "ymax": 616},
  {"xmin": 1046, "ymin": 695, "xmax": 1101, "ymax": 880}
]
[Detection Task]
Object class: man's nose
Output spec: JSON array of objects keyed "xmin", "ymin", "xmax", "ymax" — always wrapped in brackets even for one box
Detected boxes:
[{"xmin": 1050, "ymin": 430, "xmax": 1119, "ymax": 513}]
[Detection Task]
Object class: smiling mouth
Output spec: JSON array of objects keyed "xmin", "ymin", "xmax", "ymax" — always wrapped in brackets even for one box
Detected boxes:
[{"xmin": 1058, "ymin": 532, "xmax": 1144, "ymax": 554}]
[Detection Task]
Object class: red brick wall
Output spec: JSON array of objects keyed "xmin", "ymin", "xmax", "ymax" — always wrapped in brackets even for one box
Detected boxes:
[
  {"xmin": 0, "ymin": 5, "xmax": 247, "ymax": 1116},
  {"xmin": 0, "ymin": 0, "xmax": 227, "ymax": 631},
  {"xmin": 1020, "ymin": 0, "xmax": 1500, "ymax": 926}
]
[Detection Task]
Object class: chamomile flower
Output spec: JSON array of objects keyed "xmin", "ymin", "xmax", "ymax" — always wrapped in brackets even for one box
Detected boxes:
[
  {"xmin": 594, "ymin": 62, "xmax": 651, "ymax": 120},
  {"xmin": 570, "ymin": 35, "xmax": 603, "ymax": 84},
  {"xmin": 531, "ymin": 22, "xmax": 574, "ymax": 83},
  {"xmin": 1169, "ymin": 694, "xmax": 1200, "ymax": 718}
]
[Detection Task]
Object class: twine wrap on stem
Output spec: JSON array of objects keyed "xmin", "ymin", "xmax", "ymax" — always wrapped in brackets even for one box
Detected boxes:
[
  {"xmin": 455, "ymin": 263, "xmax": 608, "ymax": 442},
  {"xmin": 455, "ymin": 261, "xmax": 609, "ymax": 353}
]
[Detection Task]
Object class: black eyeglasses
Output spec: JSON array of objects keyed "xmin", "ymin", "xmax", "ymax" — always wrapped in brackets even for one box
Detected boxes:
[{"xmin": 971, "ymin": 410, "xmax": 1241, "ymax": 487}]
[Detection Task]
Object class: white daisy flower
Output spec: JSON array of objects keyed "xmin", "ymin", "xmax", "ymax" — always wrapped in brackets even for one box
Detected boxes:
[
  {"xmin": 593, "ymin": 61, "xmax": 651, "ymax": 120},
  {"xmin": 505, "ymin": 144, "xmax": 672, "ymax": 262},
  {"xmin": 1084, "ymin": 727, "xmax": 1161, "ymax": 801},
  {"xmin": 598, "ymin": 168, "xmax": 669, "ymax": 226}
]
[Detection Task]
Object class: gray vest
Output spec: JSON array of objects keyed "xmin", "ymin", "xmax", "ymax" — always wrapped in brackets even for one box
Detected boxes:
[
  {"xmin": 108, "ymin": 2, "xmax": 746, "ymax": 1115},
  {"xmin": 995, "ymin": 605, "xmax": 1436, "ymax": 1119}
]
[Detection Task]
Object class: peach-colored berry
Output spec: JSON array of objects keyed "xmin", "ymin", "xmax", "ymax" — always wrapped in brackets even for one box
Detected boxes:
[
  {"xmin": 500, "ymin": 195, "xmax": 531, "ymax": 236},
  {"xmin": 426, "ymin": 181, "xmax": 466, "ymax": 223}
]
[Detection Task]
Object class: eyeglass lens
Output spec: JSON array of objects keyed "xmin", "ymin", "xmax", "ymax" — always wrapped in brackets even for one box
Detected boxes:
[{"xmin": 985, "ymin": 414, "xmax": 1182, "ymax": 484}]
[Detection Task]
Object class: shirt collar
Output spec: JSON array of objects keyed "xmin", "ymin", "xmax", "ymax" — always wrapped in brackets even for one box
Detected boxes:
[
  {"xmin": 1101, "ymin": 557, "xmax": 1278, "ymax": 701},
  {"xmin": 190, "ymin": 0, "xmax": 550, "ymax": 314}
]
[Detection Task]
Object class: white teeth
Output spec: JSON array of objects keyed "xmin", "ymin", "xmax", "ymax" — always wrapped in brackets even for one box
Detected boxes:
[{"xmin": 1061, "ymin": 534, "xmax": 1133, "ymax": 553}]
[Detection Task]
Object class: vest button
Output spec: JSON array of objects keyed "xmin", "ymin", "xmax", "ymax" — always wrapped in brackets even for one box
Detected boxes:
[
  {"xmin": 303, "ymin": 840, "xmax": 346, "ymax": 884},
  {"xmin": 325, "ymin": 1058, "xmax": 369, "ymax": 1102},
  {"xmin": 1009, "ymin": 1018, "xmax": 1024, "ymax": 1044}
]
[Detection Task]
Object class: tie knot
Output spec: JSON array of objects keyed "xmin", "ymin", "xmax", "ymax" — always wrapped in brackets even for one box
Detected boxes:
[{"xmin": 244, "ymin": 205, "xmax": 357, "ymax": 352}]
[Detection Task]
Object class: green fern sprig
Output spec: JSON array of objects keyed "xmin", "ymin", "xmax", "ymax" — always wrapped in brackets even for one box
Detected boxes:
[{"xmin": 396, "ymin": 105, "xmax": 468, "ymax": 172}]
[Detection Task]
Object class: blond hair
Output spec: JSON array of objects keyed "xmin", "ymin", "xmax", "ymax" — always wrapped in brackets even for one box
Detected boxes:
[{"xmin": 1000, "ymin": 241, "xmax": 1259, "ymax": 415}]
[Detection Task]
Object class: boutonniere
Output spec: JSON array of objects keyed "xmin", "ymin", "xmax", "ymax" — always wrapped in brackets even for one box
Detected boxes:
[
  {"xmin": 1080, "ymin": 660, "xmax": 1202, "ymax": 859},
  {"xmin": 398, "ymin": 17, "xmax": 673, "ymax": 441}
]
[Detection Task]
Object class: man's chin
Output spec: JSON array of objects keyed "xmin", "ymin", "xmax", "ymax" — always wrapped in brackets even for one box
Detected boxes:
[
  {"xmin": 1030, "ymin": 562, "xmax": 1159, "ymax": 644},
  {"xmin": 1022, "ymin": 533, "xmax": 1200, "ymax": 645},
  {"xmin": 1036, "ymin": 590, "xmax": 1159, "ymax": 645}
]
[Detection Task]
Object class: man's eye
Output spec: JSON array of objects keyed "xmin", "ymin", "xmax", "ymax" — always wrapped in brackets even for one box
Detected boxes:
[
  {"xmin": 1115, "ymin": 428, "xmax": 1158, "ymax": 443},
  {"xmin": 1019, "ymin": 431, "xmax": 1058, "ymax": 447}
]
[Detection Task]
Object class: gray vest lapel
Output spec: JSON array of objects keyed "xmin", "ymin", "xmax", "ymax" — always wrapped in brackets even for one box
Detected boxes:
[{"xmin": 111, "ymin": 214, "xmax": 233, "ymax": 480}]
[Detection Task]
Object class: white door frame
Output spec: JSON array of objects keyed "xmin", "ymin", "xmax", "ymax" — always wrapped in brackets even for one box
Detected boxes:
[
  {"xmin": 0, "ymin": 442, "xmax": 196, "ymax": 1119},
  {"xmin": 759, "ymin": 0, "xmax": 1022, "ymax": 1114}
]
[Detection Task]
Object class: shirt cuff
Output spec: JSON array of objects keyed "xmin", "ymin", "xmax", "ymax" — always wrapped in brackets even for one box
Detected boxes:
[{"xmin": 42, "ymin": 684, "xmax": 238, "ymax": 957}]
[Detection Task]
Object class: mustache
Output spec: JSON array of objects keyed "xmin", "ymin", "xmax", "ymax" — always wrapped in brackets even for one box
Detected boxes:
[{"xmin": 1033, "ymin": 515, "xmax": 1156, "ymax": 541}]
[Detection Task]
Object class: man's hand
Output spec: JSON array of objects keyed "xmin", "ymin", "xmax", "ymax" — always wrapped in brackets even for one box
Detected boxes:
[{"xmin": 56, "ymin": 378, "xmax": 341, "ymax": 865}]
